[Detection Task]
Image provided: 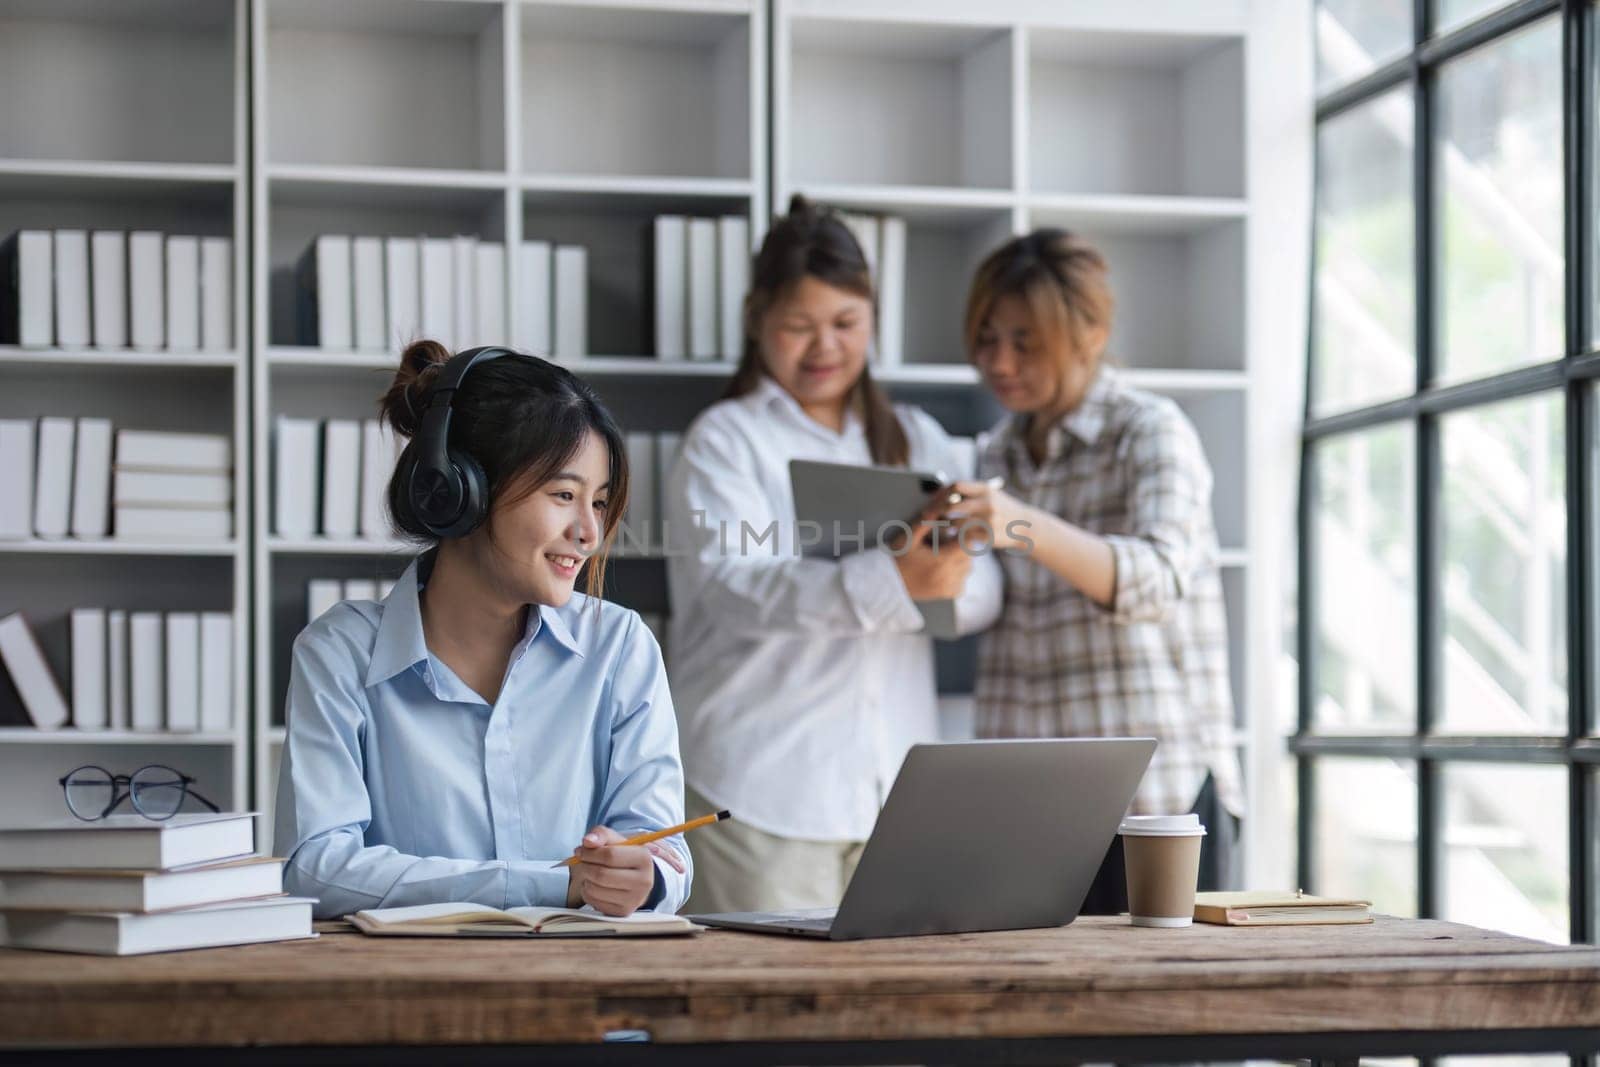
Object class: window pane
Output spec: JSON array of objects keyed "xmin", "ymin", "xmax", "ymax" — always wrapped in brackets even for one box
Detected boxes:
[
  {"xmin": 1440, "ymin": 395, "xmax": 1566, "ymax": 733},
  {"xmin": 1313, "ymin": 425, "xmax": 1416, "ymax": 731},
  {"xmin": 1313, "ymin": 90, "xmax": 1416, "ymax": 415},
  {"xmin": 1314, "ymin": 757, "xmax": 1417, "ymax": 916},
  {"xmin": 1317, "ymin": 0, "xmax": 1411, "ymax": 92},
  {"xmin": 1436, "ymin": 18, "xmax": 1564, "ymax": 383},
  {"xmin": 1443, "ymin": 763, "xmax": 1568, "ymax": 944},
  {"xmin": 1434, "ymin": 0, "xmax": 1516, "ymax": 33}
]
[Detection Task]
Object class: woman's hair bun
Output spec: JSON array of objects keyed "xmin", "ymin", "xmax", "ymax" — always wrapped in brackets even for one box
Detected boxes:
[{"xmin": 378, "ymin": 339, "xmax": 453, "ymax": 439}]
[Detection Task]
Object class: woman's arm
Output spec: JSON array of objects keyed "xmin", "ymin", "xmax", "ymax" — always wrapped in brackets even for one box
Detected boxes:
[
  {"xmin": 947, "ymin": 407, "xmax": 1212, "ymax": 622},
  {"xmin": 583, "ymin": 614, "xmax": 694, "ymax": 913},
  {"xmin": 665, "ymin": 418, "xmax": 959, "ymax": 635},
  {"xmin": 275, "ymin": 619, "xmax": 573, "ymax": 919}
]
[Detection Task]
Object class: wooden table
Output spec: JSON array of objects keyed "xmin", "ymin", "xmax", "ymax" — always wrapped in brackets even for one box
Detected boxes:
[{"xmin": 2, "ymin": 916, "xmax": 1599, "ymax": 1065}]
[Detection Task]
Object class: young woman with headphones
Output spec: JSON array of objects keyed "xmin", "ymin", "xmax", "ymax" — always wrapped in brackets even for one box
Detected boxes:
[{"xmin": 274, "ymin": 342, "xmax": 692, "ymax": 919}]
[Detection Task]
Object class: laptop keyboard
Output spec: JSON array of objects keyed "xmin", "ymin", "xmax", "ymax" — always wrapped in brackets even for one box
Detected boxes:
[{"xmin": 740, "ymin": 908, "xmax": 837, "ymax": 931}]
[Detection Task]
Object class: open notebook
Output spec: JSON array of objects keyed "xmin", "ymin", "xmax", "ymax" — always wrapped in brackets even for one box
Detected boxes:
[{"xmin": 349, "ymin": 901, "xmax": 701, "ymax": 938}]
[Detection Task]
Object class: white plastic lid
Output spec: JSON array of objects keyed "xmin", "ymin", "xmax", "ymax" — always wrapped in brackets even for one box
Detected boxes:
[{"xmin": 1119, "ymin": 813, "xmax": 1206, "ymax": 837}]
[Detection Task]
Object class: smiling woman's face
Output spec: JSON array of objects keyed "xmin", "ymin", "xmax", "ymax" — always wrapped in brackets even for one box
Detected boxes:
[
  {"xmin": 479, "ymin": 429, "xmax": 612, "ymax": 607},
  {"xmin": 757, "ymin": 275, "xmax": 873, "ymax": 421}
]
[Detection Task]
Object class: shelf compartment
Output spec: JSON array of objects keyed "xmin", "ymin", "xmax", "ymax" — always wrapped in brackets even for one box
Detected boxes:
[
  {"xmin": 787, "ymin": 18, "xmax": 1013, "ymax": 191},
  {"xmin": 0, "ymin": 0, "xmax": 236, "ymax": 166},
  {"xmin": 1157, "ymin": 388, "xmax": 1247, "ymax": 552},
  {"xmin": 1028, "ymin": 28, "xmax": 1244, "ymax": 198},
  {"xmin": 520, "ymin": 190, "xmax": 751, "ymax": 359},
  {"xmin": 521, "ymin": 3, "xmax": 752, "ymax": 180},
  {"xmin": 266, "ymin": 180, "xmax": 508, "ymax": 348},
  {"xmin": 266, "ymin": 0, "xmax": 506, "ymax": 171},
  {"xmin": 1064, "ymin": 221, "xmax": 1246, "ymax": 374},
  {"xmin": 0, "ymin": 743, "xmax": 236, "ymax": 824},
  {"xmin": 0, "ymin": 553, "xmax": 234, "ymax": 732}
]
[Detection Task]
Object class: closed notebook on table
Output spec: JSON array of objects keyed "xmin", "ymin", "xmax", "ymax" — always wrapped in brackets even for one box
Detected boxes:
[
  {"xmin": 350, "ymin": 901, "xmax": 699, "ymax": 938},
  {"xmin": 1193, "ymin": 891, "xmax": 1372, "ymax": 927}
]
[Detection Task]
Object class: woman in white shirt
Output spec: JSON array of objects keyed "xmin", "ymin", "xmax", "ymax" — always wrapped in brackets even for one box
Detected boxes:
[{"xmin": 665, "ymin": 195, "xmax": 1002, "ymax": 913}]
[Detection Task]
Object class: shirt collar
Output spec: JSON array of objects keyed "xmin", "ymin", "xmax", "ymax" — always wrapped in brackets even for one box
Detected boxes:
[
  {"xmin": 1057, "ymin": 366, "xmax": 1116, "ymax": 446},
  {"xmin": 1006, "ymin": 366, "xmax": 1117, "ymax": 468},
  {"xmin": 748, "ymin": 373, "xmax": 865, "ymax": 440},
  {"xmin": 364, "ymin": 556, "xmax": 585, "ymax": 689}
]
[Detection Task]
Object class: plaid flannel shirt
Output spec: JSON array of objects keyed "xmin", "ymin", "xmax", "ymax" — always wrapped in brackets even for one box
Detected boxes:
[{"xmin": 974, "ymin": 369, "xmax": 1244, "ymax": 818}]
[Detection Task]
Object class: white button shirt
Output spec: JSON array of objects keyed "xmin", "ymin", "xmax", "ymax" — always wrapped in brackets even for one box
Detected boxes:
[{"xmin": 664, "ymin": 376, "xmax": 1002, "ymax": 841}]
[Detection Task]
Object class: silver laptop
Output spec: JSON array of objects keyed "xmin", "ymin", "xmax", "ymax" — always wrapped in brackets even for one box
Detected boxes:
[{"xmin": 691, "ymin": 737, "xmax": 1155, "ymax": 940}]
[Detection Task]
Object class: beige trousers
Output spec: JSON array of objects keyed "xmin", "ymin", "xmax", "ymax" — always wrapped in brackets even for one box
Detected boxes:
[{"xmin": 683, "ymin": 784, "xmax": 866, "ymax": 914}]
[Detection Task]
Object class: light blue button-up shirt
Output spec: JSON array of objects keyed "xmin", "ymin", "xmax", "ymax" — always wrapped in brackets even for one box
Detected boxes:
[{"xmin": 274, "ymin": 555, "xmax": 691, "ymax": 919}]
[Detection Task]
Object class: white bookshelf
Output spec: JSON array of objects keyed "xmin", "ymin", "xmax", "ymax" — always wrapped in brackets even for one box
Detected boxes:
[
  {"xmin": 249, "ymin": 0, "xmax": 767, "ymax": 832},
  {"xmin": 776, "ymin": 0, "xmax": 1263, "ymax": 860},
  {"xmin": 1, "ymin": 0, "xmax": 1296, "ymax": 873},
  {"xmin": 0, "ymin": 0, "xmax": 251, "ymax": 825}
]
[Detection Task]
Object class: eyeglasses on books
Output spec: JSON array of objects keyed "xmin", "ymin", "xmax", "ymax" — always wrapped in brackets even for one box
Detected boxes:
[{"xmin": 58, "ymin": 764, "xmax": 222, "ymax": 822}]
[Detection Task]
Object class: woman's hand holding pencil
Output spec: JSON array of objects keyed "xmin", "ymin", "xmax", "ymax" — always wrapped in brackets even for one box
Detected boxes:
[{"xmin": 559, "ymin": 811, "xmax": 733, "ymax": 917}]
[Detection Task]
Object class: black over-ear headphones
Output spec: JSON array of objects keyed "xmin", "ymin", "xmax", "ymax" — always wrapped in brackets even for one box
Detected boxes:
[{"xmin": 403, "ymin": 345, "xmax": 516, "ymax": 539}]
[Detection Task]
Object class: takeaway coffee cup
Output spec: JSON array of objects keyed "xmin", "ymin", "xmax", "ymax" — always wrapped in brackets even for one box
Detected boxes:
[{"xmin": 1119, "ymin": 813, "xmax": 1206, "ymax": 928}]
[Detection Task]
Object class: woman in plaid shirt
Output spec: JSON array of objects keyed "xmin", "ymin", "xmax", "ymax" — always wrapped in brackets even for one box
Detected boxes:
[{"xmin": 943, "ymin": 229, "xmax": 1244, "ymax": 914}]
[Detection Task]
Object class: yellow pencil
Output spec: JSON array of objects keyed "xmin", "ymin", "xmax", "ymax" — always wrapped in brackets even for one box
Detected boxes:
[{"xmin": 551, "ymin": 810, "xmax": 732, "ymax": 868}]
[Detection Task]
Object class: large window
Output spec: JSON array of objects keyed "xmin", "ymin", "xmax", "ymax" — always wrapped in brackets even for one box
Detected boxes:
[{"xmin": 1303, "ymin": 0, "xmax": 1596, "ymax": 949}]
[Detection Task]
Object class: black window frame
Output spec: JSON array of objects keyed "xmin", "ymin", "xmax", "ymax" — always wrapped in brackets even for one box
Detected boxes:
[{"xmin": 1299, "ymin": 0, "xmax": 1598, "ymax": 945}]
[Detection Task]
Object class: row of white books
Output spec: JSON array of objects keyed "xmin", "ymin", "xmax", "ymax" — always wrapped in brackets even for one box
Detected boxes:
[
  {"xmin": 838, "ymin": 212, "xmax": 909, "ymax": 367},
  {"xmin": 0, "ymin": 229, "xmax": 231, "ymax": 352},
  {"xmin": 0, "ymin": 610, "xmax": 233, "ymax": 733},
  {"xmin": 618, "ymin": 431, "xmax": 681, "ymax": 551},
  {"xmin": 306, "ymin": 577, "xmax": 400, "ymax": 625},
  {"xmin": 0, "ymin": 814, "xmax": 313, "ymax": 956},
  {"xmin": 652, "ymin": 215, "xmax": 748, "ymax": 361},
  {"xmin": 0, "ymin": 419, "xmax": 233, "ymax": 543},
  {"xmin": 298, "ymin": 234, "xmax": 588, "ymax": 359},
  {"xmin": 273, "ymin": 417, "xmax": 402, "ymax": 541}
]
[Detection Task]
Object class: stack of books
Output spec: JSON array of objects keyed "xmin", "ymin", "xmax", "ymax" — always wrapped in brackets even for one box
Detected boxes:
[
  {"xmin": 1, "ymin": 229, "xmax": 232, "ymax": 353},
  {"xmin": 0, "ymin": 812, "xmax": 313, "ymax": 955},
  {"xmin": 114, "ymin": 429, "xmax": 234, "ymax": 542},
  {"xmin": 0, "ymin": 420, "xmax": 233, "ymax": 544}
]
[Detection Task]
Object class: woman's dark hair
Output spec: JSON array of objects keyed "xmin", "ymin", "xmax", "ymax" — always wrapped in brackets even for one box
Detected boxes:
[
  {"xmin": 378, "ymin": 339, "xmax": 628, "ymax": 600},
  {"xmin": 723, "ymin": 194, "xmax": 909, "ymax": 467}
]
